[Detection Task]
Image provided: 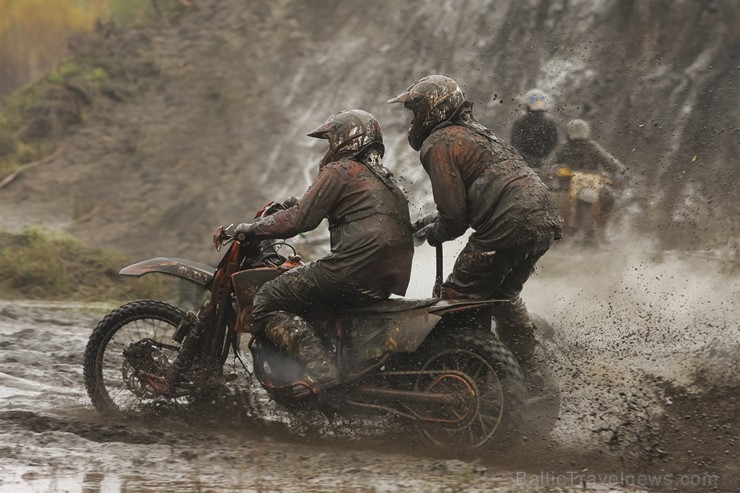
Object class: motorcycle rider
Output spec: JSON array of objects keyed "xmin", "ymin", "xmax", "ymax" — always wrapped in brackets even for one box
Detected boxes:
[
  {"xmin": 553, "ymin": 119, "xmax": 627, "ymax": 179},
  {"xmin": 553, "ymin": 119, "xmax": 628, "ymax": 237},
  {"xmin": 388, "ymin": 75, "xmax": 561, "ymax": 391},
  {"xmin": 233, "ymin": 110, "xmax": 414, "ymax": 395},
  {"xmin": 510, "ymin": 89, "xmax": 559, "ymax": 169}
]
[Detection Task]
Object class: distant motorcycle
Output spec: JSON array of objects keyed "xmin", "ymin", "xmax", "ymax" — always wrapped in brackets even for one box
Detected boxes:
[
  {"xmin": 539, "ymin": 165, "xmax": 618, "ymax": 244},
  {"xmin": 83, "ymin": 201, "xmax": 556, "ymax": 451}
]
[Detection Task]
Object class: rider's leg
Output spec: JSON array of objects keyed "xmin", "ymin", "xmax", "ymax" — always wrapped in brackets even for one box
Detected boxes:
[
  {"xmin": 492, "ymin": 239, "xmax": 553, "ymax": 391},
  {"xmin": 441, "ymin": 241, "xmax": 538, "ymax": 359},
  {"xmin": 443, "ymin": 238, "xmax": 554, "ymax": 391},
  {"xmin": 491, "ymin": 296, "xmax": 536, "ymax": 366},
  {"xmin": 252, "ymin": 263, "xmax": 389, "ymax": 391},
  {"xmin": 440, "ymin": 242, "xmax": 509, "ymax": 300},
  {"xmin": 259, "ymin": 310, "xmax": 340, "ymax": 389},
  {"xmin": 596, "ymin": 185, "xmax": 616, "ymax": 243},
  {"xmin": 252, "ymin": 265, "xmax": 340, "ymax": 390}
]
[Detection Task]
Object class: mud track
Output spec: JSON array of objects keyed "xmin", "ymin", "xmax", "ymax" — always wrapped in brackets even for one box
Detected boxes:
[{"xmin": 1, "ymin": 246, "xmax": 738, "ymax": 492}]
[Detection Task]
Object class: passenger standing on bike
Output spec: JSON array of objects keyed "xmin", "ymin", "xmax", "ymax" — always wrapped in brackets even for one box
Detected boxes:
[
  {"xmin": 510, "ymin": 89, "xmax": 559, "ymax": 170},
  {"xmin": 388, "ymin": 75, "xmax": 561, "ymax": 391},
  {"xmin": 233, "ymin": 110, "xmax": 414, "ymax": 394}
]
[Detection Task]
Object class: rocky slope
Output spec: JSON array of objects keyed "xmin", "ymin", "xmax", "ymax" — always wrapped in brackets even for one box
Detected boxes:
[{"xmin": 0, "ymin": 0, "xmax": 737, "ymax": 262}]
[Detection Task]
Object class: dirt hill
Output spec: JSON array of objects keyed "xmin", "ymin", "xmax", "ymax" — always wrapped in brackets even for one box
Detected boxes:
[{"xmin": 0, "ymin": 0, "xmax": 738, "ymax": 264}]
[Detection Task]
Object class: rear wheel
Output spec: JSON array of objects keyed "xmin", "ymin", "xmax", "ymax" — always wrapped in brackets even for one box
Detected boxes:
[
  {"xmin": 408, "ymin": 330, "xmax": 527, "ymax": 450},
  {"xmin": 83, "ymin": 300, "xmax": 185, "ymax": 417}
]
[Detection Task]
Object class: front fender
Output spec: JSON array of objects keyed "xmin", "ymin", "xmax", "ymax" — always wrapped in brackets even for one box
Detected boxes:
[{"xmin": 119, "ymin": 257, "xmax": 215, "ymax": 288}]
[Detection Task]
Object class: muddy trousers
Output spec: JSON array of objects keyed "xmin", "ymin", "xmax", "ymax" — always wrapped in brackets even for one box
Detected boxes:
[
  {"xmin": 441, "ymin": 238, "xmax": 554, "ymax": 368},
  {"xmin": 252, "ymin": 263, "xmax": 388, "ymax": 388}
]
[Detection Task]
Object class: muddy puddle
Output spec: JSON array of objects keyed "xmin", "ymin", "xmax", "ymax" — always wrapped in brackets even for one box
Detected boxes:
[{"xmin": 0, "ymin": 244, "xmax": 738, "ymax": 492}]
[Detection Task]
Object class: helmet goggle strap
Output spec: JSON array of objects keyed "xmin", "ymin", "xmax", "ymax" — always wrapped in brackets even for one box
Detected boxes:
[{"xmin": 320, "ymin": 130, "xmax": 367, "ymax": 167}]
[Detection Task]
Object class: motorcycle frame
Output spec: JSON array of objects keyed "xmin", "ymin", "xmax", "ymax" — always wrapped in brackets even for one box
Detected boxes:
[{"xmin": 120, "ymin": 237, "xmax": 502, "ymax": 410}]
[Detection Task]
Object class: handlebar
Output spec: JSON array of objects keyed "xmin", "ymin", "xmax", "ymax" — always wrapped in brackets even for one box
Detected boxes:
[{"xmin": 213, "ymin": 224, "xmax": 234, "ymax": 251}]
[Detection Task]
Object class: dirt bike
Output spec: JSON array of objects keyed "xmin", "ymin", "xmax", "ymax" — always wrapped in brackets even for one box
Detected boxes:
[
  {"xmin": 83, "ymin": 202, "xmax": 546, "ymax": 451},
  {"xmin": 538, "ymin": 164, "xmax": 617, "ymax": 245}
]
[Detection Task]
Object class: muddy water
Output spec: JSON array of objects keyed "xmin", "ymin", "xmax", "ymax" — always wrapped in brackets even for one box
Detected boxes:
[{"xmin": 1, "ymin": 246, "xmax": 738, "ymax": 492}]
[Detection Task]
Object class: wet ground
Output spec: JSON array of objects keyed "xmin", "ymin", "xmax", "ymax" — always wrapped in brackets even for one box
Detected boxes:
[{"xmin": 0, "ymin": 245, "xmax": 738, "ymax": 492}]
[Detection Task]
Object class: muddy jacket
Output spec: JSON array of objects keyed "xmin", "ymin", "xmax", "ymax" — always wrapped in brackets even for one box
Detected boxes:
[
  {"xmin": 553, "ymin": 139, "xmax": 627, "ymax": 178},
  {"xmin": 510, "ymin": 111, "xmax": 559, "ymax": 167},
  {"xmin": 246, "ymin": 157, "xmax": 414, "ymax": 296},
  {"xmin": 420, "ymin": 122, "xmax": 562, "ymax": 249}
]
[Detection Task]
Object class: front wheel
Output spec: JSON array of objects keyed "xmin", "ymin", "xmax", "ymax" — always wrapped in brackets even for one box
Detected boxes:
[
  {"xmin": 408, "ymin": 330, "xmax": 527, "ymax": 451},
  {"xmin": 83, "ymin": 300, "xmax": 185, "ymax": 417}
]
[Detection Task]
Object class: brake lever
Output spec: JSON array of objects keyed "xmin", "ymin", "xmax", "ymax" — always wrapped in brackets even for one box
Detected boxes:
[{"xmin": 213, "ymin": 224, "xmax": 234, "ymax": 251}]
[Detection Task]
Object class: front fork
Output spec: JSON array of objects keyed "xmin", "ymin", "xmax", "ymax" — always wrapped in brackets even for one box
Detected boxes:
[
  {"xmin": 156, "ymin": 299, "xmax": 235, "ymax": 395},
  {"xmin": 125, "ymin": 313, "xmax": 206, "ymax": 397},
  {"xmin": 164, "ymin": 313, "xmax": 206, "ymax": 387}
]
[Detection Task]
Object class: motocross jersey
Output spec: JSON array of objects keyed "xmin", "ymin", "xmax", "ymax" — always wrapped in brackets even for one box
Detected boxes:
[
  {"xmin": 553, "ymin": 139, "xmax": 627, "ymax": 178},
  {"xmin": 246, "ymin": 157, "xmax": 414, "ymax": 296},
  {"xmin": 510, "ymin": 111, "xmax": 559, "ymax": 167},
  {"xmin": 420, "ymin": 123, "xmax": 562, "ymax": 250}
]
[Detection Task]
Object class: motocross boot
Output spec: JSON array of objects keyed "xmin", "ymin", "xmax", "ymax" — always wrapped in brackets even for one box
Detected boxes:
[
  {"xmin": 491, "ymin": 297, "xmax": 546, "ymax": 395},
  {"xmin": 262, "ymin": 311, "xmax": 340, "ymax": 395}
]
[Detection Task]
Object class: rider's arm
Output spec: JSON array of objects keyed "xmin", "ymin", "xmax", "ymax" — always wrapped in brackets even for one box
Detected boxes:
[
  {"xmin": 245, "ymin": 165, "xmax": 342, "ymax": 239},
  {"xmin": 420, "ymin": 139, "xmax": 469, "ymax": 243},
  {"xmin": 592, "ymin": 141, "xmax": 628, "ymax": 181}
]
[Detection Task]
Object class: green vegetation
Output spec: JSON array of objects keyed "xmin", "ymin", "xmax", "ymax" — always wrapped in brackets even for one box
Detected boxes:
[
  {"xmin": 0, "ymin": 228, "xmax": 169, "ymax": 301},
  {"xmin": 0, "ymin": 0, "xmax": 187, "ymax": 183},
  {"xmin": 106, "ymin": 0, "xmax": 155, "ymax": 25},
  {"xmin": 0, "ymin": 58, "xmax": 111, "ymax": 183}
]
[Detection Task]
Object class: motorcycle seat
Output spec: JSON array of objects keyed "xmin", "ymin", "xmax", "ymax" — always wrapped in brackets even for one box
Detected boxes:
[{"xmin": 339, "ymin": 298, "xmax": 438, "ymax": 315}]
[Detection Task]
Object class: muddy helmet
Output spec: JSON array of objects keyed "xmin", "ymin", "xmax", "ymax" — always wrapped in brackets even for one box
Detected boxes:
[
  {"xmin": 387, "ymin": 75, "xmax": 466, "ymax": 151},
  {"xmin": 307, "ymin": 109, "xmax": 385, "ymax": 167},
  {"xmin": 522, "ymin": 89, "xmax": 551, "ymax": 112},
  {"xmin": 566, "ymin": 119, "xmax": 591, "ymax": 140}
]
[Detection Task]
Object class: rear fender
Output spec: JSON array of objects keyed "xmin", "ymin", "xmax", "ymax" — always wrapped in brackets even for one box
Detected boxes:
[
  {"xmin": 429, "ymin": 299, "xmax": 503, "ymax": 334},
  {"xmin": 427, "ymin": 299, "xmax": 502, "ymax": 317},
  {"xmin": 350, "ymin": 300, "xmax": 507, "ymax": 360},
  {"xmin": 119, "ymin": 257, "xmax": 215, "ymax": 289}
]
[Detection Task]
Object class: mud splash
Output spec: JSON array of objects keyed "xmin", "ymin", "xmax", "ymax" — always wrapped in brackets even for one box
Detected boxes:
[
  {"xmin": 526, "ymin": 242, "xmax": 738, "ymax": 490},
  {"xmin": 1, "ymin": 245, "xmax": 738, "ymax": 492},
  {"xmin": 407, "ymin": 239, "xmax": 738, "ymax": 490}
]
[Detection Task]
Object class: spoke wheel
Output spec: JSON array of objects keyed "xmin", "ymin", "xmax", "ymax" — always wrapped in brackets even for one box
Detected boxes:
[
  {"xmin": 83, "ymin": 301, "xmax": 185, "ymax": 417},
  {"xmin": 409, "ymin": 331, "xmax": 526, "ymax": 451},
  {"xmin": 416, "ymin": 349, "xmax": 504, "ymax": 449}
]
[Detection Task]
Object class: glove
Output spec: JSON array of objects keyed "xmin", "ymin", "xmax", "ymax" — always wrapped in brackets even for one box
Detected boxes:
[
  {"xmin": 282, "ymin": 196, "xmax": 300, "ymax": 208},
  {"xmin": 413, "ymin": 223, "xmax": 442, "ymax": 247},
  {"xmin": 412, "ymin": 212, "xmax": 439, "ymax": 233},
  {"xmin": 426, "ymin": 230, "xmax": 442, "ymax": 248},
  {"xmin": 233, "ymin": 222, "xmax": 254, "ymax": 241},
  {"xmin": 413, "ymin": 223, "xmax": 433, "ymax": 247}
]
